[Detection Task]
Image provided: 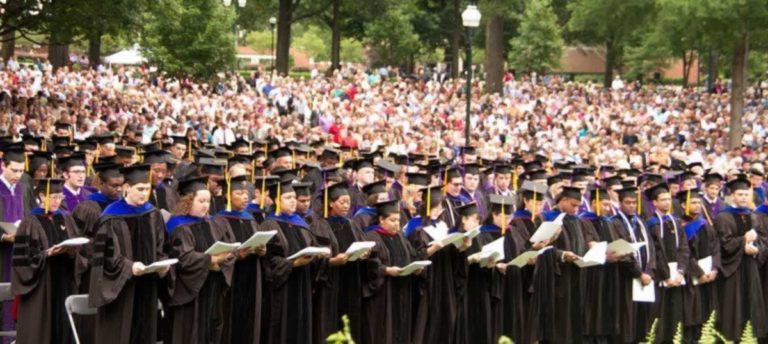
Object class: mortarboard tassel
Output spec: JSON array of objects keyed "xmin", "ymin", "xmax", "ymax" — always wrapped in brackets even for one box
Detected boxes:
[
  {"xmin": 147, "ymin": 169, "xmax": 153, "ymax": 200},
  {"xmin": 637, "ymin": 190, "xmax": 642, "ymax": 216},
  {"xmin": 513, "ymin": 171, "xmax": 518, "ymax": 193},
  {"xmin": 292, "ymin": 150, "xmax": 296, "ymax": 169},
  {"xmin": 44, "ymin": 179, "xmax": 51, "ymax": 213},
  {"xmin": 324, "ymin": 186, "xmax": 329, "ymax": 218},
  {"xmin": 188, "ymin": 141, "xmax": 193, "ymax": 161},
  {"xmin": 596, "ymin": 190, "xmax": 601, "ymax": 217},
  {"xmin": 426, "ymin": 186, "xmax": 431, "ymax": 218},
  {"xmin": 501, "ymin": 197, "xmax": 506, "ymax": 235},
  {"xmin": 442, "ymin": 169, "xmax": 448, "ymax": 195},
  {"xmin": 263, "ymin": 144, "xmax": 268, "ymax": 160},
  {"xmin": 260, "ymin": 176, "xmax": 267, "ymax": 207},
  {"xmin": 275, "ymin": 182, "xmax": 282, "ymax": 216},
  {"xmin": 226, "ymin": 173, "xmax": 232, "ymax": 212},
  {"xmin": 50, "ymin": 159, "xmax": 55, "ymax": 178},
  {"xmin": 532, "ymin": 191, "xmax": 537, "ymax": 219},
  {"xmin": 41, "ymin": 139, "xmax": 46, "ymax": 152},
  {"xmin": 23, "ymin": 153, "xmax": 29, "ymax": 172},
  {"xmin": 251, "ymin": 160, "xmax": 257, "ymax": 183},
  {"xmin": 685, "ymin": 189, "xmax": 691, "ymax": 217}
]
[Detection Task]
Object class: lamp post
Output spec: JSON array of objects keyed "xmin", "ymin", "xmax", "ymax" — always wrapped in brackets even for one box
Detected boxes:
[
  {"xmin": 223, "ymin": 0, "xmax": 246, "ymax": 70},
  {"xmin": 269, "ymin": 17, "xmax": 277, "ymax": 78},
  {"xmin": 462, "ymin": 2, "xmax": 481, "ymax": 147}
]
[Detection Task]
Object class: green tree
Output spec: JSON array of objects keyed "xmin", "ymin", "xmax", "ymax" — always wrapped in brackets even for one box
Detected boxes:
[
  {"xmin": 142, "ymin": 0, "xmax": 235, "ymax": 79},
  {"xmin": 509, "ymin": 0, "xmax": 563, "ymax": 74},
  {"xmin": 363, "ymin": 2, "xmax": 421, "ymax": 68},
  {"xmin": 567, "ymin": 0, "xmax": 654, "ymax": 87}
]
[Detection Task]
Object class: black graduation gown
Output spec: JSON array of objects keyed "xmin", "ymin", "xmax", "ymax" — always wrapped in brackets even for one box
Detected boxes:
[
  {"xmin": 166, "ymin": 219, "xmax": 234, "ymax": 344},
  {"xmin": 503, "ymin": 219, "xmax": 535, "ymax": 344},
  {"xmin": 327, "ymin": 215, "xmax": 367, "ymax": 341},
  {"xmin": 408, "ymin": 221, "xmax": 464, "ymax": 344},
  {"xmin": 262, "ymin": 217, "xmax": 317, "ymax": 344},
  {"xmin": 647, "ymin": 214, "xmax": 690, "ymax": 342},
  {"xmin": 552, "ymin": 214, "xmax": 592, "ymax": 344},
  {"xmin": 608, "ymin": 213, "xmax": 656, "ymax": 343},
  {"xmin": 680, "ymin": 217, "xmax": 720, "ymax": 332},
  {"xmin": 210, "ymin": 214, "xmax": 267, "ymax": 344},
  {"xmin": 151, "ymin": 185, "xmax": 179, "ymax": 212},
  {"xmin": 209, "ymin": 195, "xmax": 228, "ymax": 216},
  {"xmin": 715, "ymin": 210, "xmax": 768, "ymax": 340},
  {"xmin": 581, "ymin": 216, "xmax": 622, "ymax": 339},
  {"xmin": 348, "ymin": 184, "xmax": 366, "ymax": 217},
  {"xmin": 12, "ymin": 211, "xmax": 79, "ymax": 344},
  {"xmin": 88, "ymin": 201, "xmax": 167, "ymax": 344},
  {"xmin": 465, "ymin": 228, "xmax": 503, "ymax": 344},
  {"xmin": 304, "ymin": 212, "xmax": 340, "ymax": 344},
  {"xmin": 361, "ymin": 228, "xmax": 416, "ymax": 344}
]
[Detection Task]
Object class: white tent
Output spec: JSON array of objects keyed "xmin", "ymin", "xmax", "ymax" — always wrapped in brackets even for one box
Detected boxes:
[{"xmin": 104, "ymin": 46, "xmax": 146, "ymax": 65}]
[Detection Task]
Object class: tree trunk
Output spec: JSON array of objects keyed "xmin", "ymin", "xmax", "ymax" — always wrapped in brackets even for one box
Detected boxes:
[
  {"xmin": 1, "ymin": 28, "xmax": 15, "ymax": 62},
  {"xmin": 275, "ymin": 0, "xmax": 294, "ymax": 76},
  {"xmin": 603, "ymin": 41, "xmax": 615, "ymax": 88},
  {"xmin": 449, "ymin": 0, "xmax": 461, "ymax": 78},
  {"xmin": 484, "ymin": 15, "xmax": 504, "ymax": 94},
  {"xmin": 88, "ymin": 31, "xmax": 102, "ymax": 69},
  {"xmin": 48, "ymin": 27, "xmax": 69, "ymax": 71},
  {"xmin": 728, "ymin": 33, "xmax": 749, "ymax": 149},
  {"xmin": 329, "ymin": 0, "xmax": 341, "ymax": 73},
  {"xmin": 681, "ymin": 50, "xmax": 691, "ymax": 88}
]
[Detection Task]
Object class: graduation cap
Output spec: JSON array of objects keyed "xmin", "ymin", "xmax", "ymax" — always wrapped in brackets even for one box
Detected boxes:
[
  {"xmin": 523, "ymin": 161, "xmax": 543, "ymax": 172},
  {"xmin": 54, "ymin": 122, "xmax": 73, "ymax": 132},
  {"xmin": 320, "ymin": 147, "xmax": 341, "ymax": 161},
  {"xmin": 212, "ymin": 149, "xmax": 234, "ymax": 160},
  {"xmin": 618, "ymin": 169, "xmax": 641, "ymax": 178},
  {"xmin": 141, "ymin": 141, "xmax": 163, "ymax": 153},
  {"xmin": 520, "ymin": 180, "xmax": 547, "ymax": 200},
  {"xmin": 218, "ymin": 174, "xmax": 250, "ymax": 192},
  {"xmin": 170, "ymin": 135, "xmax": 189, "ymax": 146},
  {"xmin": 228, "ymin": 154, "xmax": 253, "ymax": 168},
  {"xmin": 198, "ymin": 158, "xmax": 227, "ymax": 175},
  {"xmin": 228, "ymin": 138, "xmax": 251, "ymax": 151},
  {"xmin": 22, "ymin": 135, "xmax": 44, "ymax": 148},
  {"xmin": 36, "ymin": 178, "xmax": 65, "ymax": 213},
  {"xmin": 178, "ymin": 176, "xmax": 210, "ymax": 197},
  {"xmin": 268, "ymin": 180, "xmax": 296, "ymax": 215},
  {"xmin": 93, "ymin": 133, "xmax": 115, "ymax": 145},
  {"xmin": 421, "ymin": 185, "xmax": 444, "ymax": 216},
  {"xmin": 121, "ymin": 164, "xmax": 151, "ymax": 184},
  {"xmin": 589, "ymin": 188, "xmax": 610, "ymax": 206},
  {"xmin": 290, "ymin": 182, "xmax": 311, "ymax": 197},
  {"xmin": 58, "ymin": 152, "xmax": 86, "ymax": 171},
  {"xmin": 616, "ymin": 187, "xmax": 639, "ymax": 201},
  {"xmin": 525, "ymin": 169, "xmax": 548, "ymax": 181},
  {"xmin": 444, "ymin": 167, "xmax": 462, "ymax": 182},
  {"xmin": 703, "ymin": 172, "xmax": 724, "ymax": 185},
  {"xmin": 750, "ymin": 168, "xmax": 765, "ymax": 178},
  {"xmin": 678, "ymin": 187, "xmax": 703, "ymax": 217},
  {"xmin": 115, "ymin": 145, "xmax": 136, "ymax": 158},
  {"xmin": 394, "ymin": 154, "xmax": 409, "ymax": 166},
  {"xmin": 376, "ymin": 160, "xmax": 402, "ymax": 178},
  {"xmin": 571, "ymin": 171, "xmax": 589, "ymax": 183},
  {"xmin": 620, "ymin": 180, "xmax": 636, "ymax": 188},
  {"xmin": 53, "ymin": 145, "xmax": 75, "ymax": 156},
  {"xmin": 28, "ymin": 151, "xmax": 53, "ymax": 174},
  {"xmin": 406, "ymin": 172, "xmax": 430, "ymax": 187},
  {"xmin": 273, "ymin": 168, "xmax": 299, "ymax": 182},
  {"xmin": 644, "ymin": 183, "xmax": 670, "ymax": 201},
  {"xmin": 254, "ymin": 175, "xmax": 280, "ymax": 204},
  {"xmin": 351, "ymin": 158, "xmax": 375, "ymax": 171},
  {"xmin": 602, "ymin": 176, "xmax": 623, "ymax": 187},
  {"xmin": 493, "ymin": 164, "xmax": 513, "ymax": 175},
  {"xmin": 725, "ymin": 177, "xmax": 751, "ymax": 193},
  {"xmin": 362, "ymin": 180, "xmax": 387, "ymax": 196},
  {"xmin": 559, "ymin": 186, "xmax": 582, "ymax": 201},
  {"xmin": 455, "ymin": 202, "xmax": 479, "ymax": 217},
  {"xmin": 553, "ymin": 161, "xmax": 572, "ymax": 170},
  {"xmin": 374, "ymin": 200, "xmax": 400, "ymax": 216},
  {"xmin": 547, "ymin": 174, "xmax": 564, "ymax": 186},
  {"xmin": 599, "ymin": 165, "xmax": 616, "ymax": 173},
  {"xmin": 0, "ymin": 142, "xmax": 26, "ymax": 164},
  {"xmin": 639, "ymin": 173, "xmax": 664, "ymax": 186},
  {"xmin": 489, "ymin": 194, "xmax": 514, "ymax": 215},
  {"xmin": 93, "ymin": 162, "xmax": 123, "ymax": 180},
  {"xmin": 52, "ymin": 135, "xmax": 71, "ymax": 147},
  {"xmin": 533, "ymin": 154, "xmax": 548, "ymax": 164},
  {"xmin": 687, "ymin": 162, "xmax": 704, "ymax": 171},
  {"xmin": 461, "ymin": 163, "xmax": 480, "ymax": 176},
  {"xmin": 142, "ymin": 149, "xmax": 170, "ymax": 165},
  {"xmin": 326, "ymin": 181, "xmax": 350, "ymax": 200}
]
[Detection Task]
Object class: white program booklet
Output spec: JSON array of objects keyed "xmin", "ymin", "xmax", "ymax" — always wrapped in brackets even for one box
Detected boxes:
[
  {"xmin": 607, "ymin": 239, "xmax": 645, "ymax": 256},
  {"xmin": 529, "ymin": 213, "xmax": 566, "ymax": 243},
  {"xmin": 574, "ymin": 241, "xmax": 608, "ymax": 268},
  {"xmin": 632, "ymin": 278, "xmax": 656, "ymax": 303},
  {"xmin": 509, "ymin": 246, "xmax": 553, "ymax": 268},
  {"xmin": 204, "ymin": 241, "xmax": 242, "ymax": 256},
  {"xmin": 239, "ymin": 230, "xmax": 278, "ymax": 250},
  {"xmin": 692, "ymin": 256, "xmax": 713, "ymax": 286},
  {"xmin": 144, "ymin": 259, "xmax": 179, "ymax": 274},
  {"xmin": 0, "ymin": 222, "xmax": 17, "ymax": 235},
  {"xmin": 287, "ymin": 246, "xmax": 331, "ymax": 260},
  {"xmin": 661, "ymin": 262, "xmax": 686, "ymax": 287},
  {"xmin": 345, "ymin": 241, "xmax": 376, "ymax": 261},
  {"xmin": 399, "ymin": 260, "xmax": 432, "ymax": 276},
  {"xmin": 54, "ymin": 237, "xmax": 90, "ymax": 248}
]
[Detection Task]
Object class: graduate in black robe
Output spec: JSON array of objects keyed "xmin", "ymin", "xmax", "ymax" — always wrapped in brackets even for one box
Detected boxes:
[
  {"xmin": 12, "ymin": 179, "xmax": 81, "ymax": 344},
  {"xmin": 351, "ymin": 180, "xmax": 388, "ymax": 232},
  {"xmin": 316, "ymin": 181, "xmax": 371, "ymax": 341},
  {"xmin": 144, "ymin": 149, "xmax": 179, "ymax": 212},
  {"xmin": 541, "ymin": 187, "xmax": 596, "ymax": 344},
  {"xmin": 362, "ymin": 200, "xmax": 418, "ymax": 344},
  {"xmin": 452, "ymin": 202, "xmax": 479, "ymax": 344},
  {"xmin": 644, "ymin": 183, "xmax": 690, "ymax": 343},
  {"xmin": 715, "ymin": 178, "xmax": 768, "ymax": 341},
  {"xmin": 211, "ymin": 175, "xmax": 269, "ymax": 344},
  {"xmin": 165, "ymin": 176, "xmax": 235, "ymax": 344},
  {"xmin": 405, "ymin": 185, "xmax": 468, "ymax": 344},
  {"xmin": 607, "ymin": 187, "xmax": 657, "ymax": 343},
  {"xmin": 676, "ymin": 189, "xmax": 720, "ymax": 342},
  {"xmin": 262, "ymin": 180, "xmax": 321, "ymax": 344},
  {"xmin": 246, "ymin": 175, "xmax": 279, "ymax": 224},
  {"xmin": 464, "ymin": 194, "xmax": 514, "ymax": 344},
  {"xmin": 88, "ymin": 164, "xmax": 170, "ymax": 344}
]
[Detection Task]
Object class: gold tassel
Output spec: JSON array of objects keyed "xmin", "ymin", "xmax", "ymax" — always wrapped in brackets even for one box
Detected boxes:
[
  {"xmin": 442, "ymin": 169, "xmax": 448, "ymax": 195},
  {"xmin": 41, "ymin": 139, "xmax": 47, "ymax": 152},
  {"xmin": 426, "ymin": 186, "xmax": 431, "ymax": 218},
  {"xmin": 263, "ymin": 144, "xmax": 268, "ymax": 160},
  {"xmin": 226, "ymin": 173, "xmax": 232, "ymax": 211},
  {"xmin": 292, "ymin": 150, "xmax": 296, "ymax": 169},
  {"xmin": 324, "ymin": 186, "xmax": 329, "ymax": 218},
  {"xmin": 532, "ymin": 191, "xmax": 537, "ymax": 219},
  {"xmin": 44, "ymin": 179, "xmax": 50, "ymax": 213},
  {"xmin": 501, "ymin": 197, "xmax": 506, "ymax": 235},
  {"xmin": 513, "ymin": 171, "xmax": 518, "ymax": 192},
  {"xmin": 147, "ymin": 169, "xmax": 153, "ymax": 199},
  {"xmin": 50, "ymin": 159, "xmax": 55, "ymax": 178},
  {"xmin": 24, "ymin": 153, "xmax": 29, "ymax": 172},
  {"xmin": 685, "ymin": 189, "xmax": 691, "ymax": 217},
  {"xmin": 275, "ymin": 182, "xmax": 282, "ymax": 215},
  {"xmin": 637, "ymin": 190, "xmax": 642, "ymax": 216},
  {"xmin": 596, "ymin": 190, "xmax": 601, "ymax": 216},
  {"xmin": 188, "ymin": 141, "xmax": 193, "ymax": 161},
  {"xmin": 260, "ymin": 176, "xmax": 267, "ymax": 207},
  {"xmin": 251, "ymin": 160, "xmax": 257, "ymax": 183}
]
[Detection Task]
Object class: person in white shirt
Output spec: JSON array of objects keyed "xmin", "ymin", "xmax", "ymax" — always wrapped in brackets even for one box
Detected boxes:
[{"xmin": 211, "ymin": 120, "xmax": 235, "ymax": 146}]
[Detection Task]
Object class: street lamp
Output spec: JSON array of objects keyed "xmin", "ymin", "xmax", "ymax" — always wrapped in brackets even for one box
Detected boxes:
[
  {"xmin": 269, "ymin": 17, "xmax": 277, "ymax": 78},
  {"xmin": 462, "ymin": 2, "xmax": 481, "ymax": 147}
]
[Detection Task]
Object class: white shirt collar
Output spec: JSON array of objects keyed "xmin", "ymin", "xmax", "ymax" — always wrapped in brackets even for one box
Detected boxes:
[
  {"xmin": 0, "ymin": 174, "xmax": 16, "ymax": 192},
  {"xmin": 64, "ymin": 183, "xmax": 80, "ymax": 195}
]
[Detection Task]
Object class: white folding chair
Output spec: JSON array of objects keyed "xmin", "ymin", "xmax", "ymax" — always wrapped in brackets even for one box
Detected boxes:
[
  {"xmin": 0, "ymin": 282, "xmax": 16, "ymax": 341},
  {"xmin": 65, "ymin": 294, "xmax": 96, "ymax": 344}
]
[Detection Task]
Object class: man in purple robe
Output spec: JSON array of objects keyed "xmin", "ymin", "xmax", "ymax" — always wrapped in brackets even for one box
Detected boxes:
[
  {"xmin": 59, "ymin": 152, "xmax": 92, "ymax": 213},
  {"xmin": 0, "ymin": 144, "xmax": 35, "ymax": 343}
]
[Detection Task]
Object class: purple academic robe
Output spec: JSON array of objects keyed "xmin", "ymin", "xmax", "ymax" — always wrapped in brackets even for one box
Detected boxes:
[
  {"xmin": 62, "ymin": 186, "xmax": 91, "ymax": 214},
  {"xmin": 0, "ymin": 181, "xmax": 24, "ymax": 343}
]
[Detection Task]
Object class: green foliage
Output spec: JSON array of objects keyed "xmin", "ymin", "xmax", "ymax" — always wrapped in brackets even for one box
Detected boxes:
[
  {"xmin": 673, "ymin": 322, "xmax": 683, "ymax": 344},
  {"xmin": 741, "ymin": 321, "xmax": 758, "ymax": 344},
  {"xmin": 326, "ymin": 314, "xmax": 355, "ymax": 344},
  {"xmin": 363, "ymin": 2, "xmax": 421, "ymax": 67},
  {"xmin": 644, "ymin": 317, "xmax": 658, "ymax": 344},
  {"xmin": 700, "ymin": 311, "xmax": 732, "ymax": 344},
  {"xmin": 509, "ymin": 0, "xmax": 563, "ymax": 74},
  {"xmin": 141, "ymin": 0, "xmax": 235, "ymax": 79},
  {"xmin": 498, "ymin": 335, "xmax": 513, "ymax": 344}
]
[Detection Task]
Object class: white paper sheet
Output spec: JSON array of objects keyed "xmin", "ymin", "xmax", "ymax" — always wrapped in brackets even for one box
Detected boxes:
[
  {"xmin": 693, "ymin": 256, "xmax": 713, "ymax": 286},
  {"xmin": 239, "ymin": 230, "xmax": 277, "ymax": 250},
  {"xmin": 287, "ymin": 246, "xmax": 331, "ymax": 260},
  {"xmin": 399, "ymin": 260, "xmax": 432, "ymax": 276},
  {"xmin": 144, "ymin": 259, "xmax": 179, "ymax": 274},
  {"xmin": 529, "ymin": 213, "xmax": 566, "ymax": 243},
  {"xmin": 509, "ymin": 246, "xmax": 553, "ymax": 268},
  {"xmin": 345, "ymin": 241, "xmax": 376, "ymax": 261},
  {"xmin": 574, "ymin": 241, "xmax": 608, "ymax": 268},
  {"xmin": 54, "ymin": 237, "xmax": 90, "ymax": 248},
  {"xmin": 632, "ymin": 278, "xmax": 655, "ymax": 303},
  {"xmin": 204, "ymin": 241, "xmax": 242, "ymax": 256}
]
